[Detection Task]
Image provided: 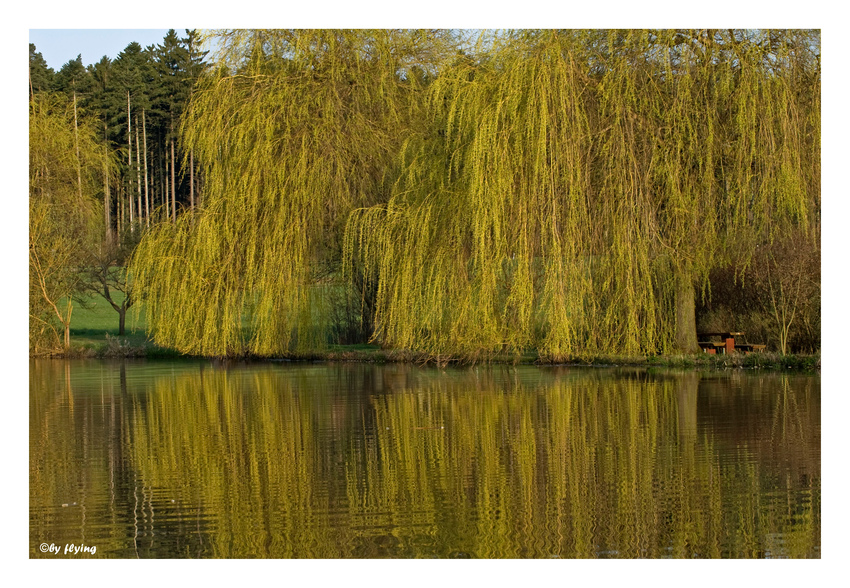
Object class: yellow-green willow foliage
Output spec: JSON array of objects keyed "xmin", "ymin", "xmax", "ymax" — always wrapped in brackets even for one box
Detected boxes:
[
  {"xmin": 131, "ymin": 30, "xmax": 461, "ymax": 356},
  {"xmin": 30, "ymin": 94, "xmax": 111, "ymax": 353},
  {"xmin": 347, "ymin": 30, "xmax": 820, "ymax": 358}
]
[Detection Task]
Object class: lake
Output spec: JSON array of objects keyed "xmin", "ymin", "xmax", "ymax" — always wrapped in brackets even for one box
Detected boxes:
[{"xmin": 29, "ymin": 359, "xmax": 820, "ymax": 558}]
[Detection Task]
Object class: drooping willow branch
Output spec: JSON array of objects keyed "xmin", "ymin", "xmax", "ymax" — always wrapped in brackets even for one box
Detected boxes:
[
  {"xmin": 346, "ymin": 29, "xmax": 820, "ymax": 359},
  {"xmin": 131, "ymin": 30, "xmax": 459, "ymax": 356},
  {"xmin": 130, "ymin": 29, "xmax": 819, "ymax": 359}
]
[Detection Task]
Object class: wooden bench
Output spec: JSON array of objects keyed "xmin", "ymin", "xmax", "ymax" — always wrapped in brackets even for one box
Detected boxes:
[
  {"xmin": 735, "ymin": 344, "xmax": 767, "ymax": 354},
  {"xmin": 697, "ymin": 341, "xmax": 725, "ymax": 354},
  {"xmin": 698, "ymin": 332, "xmax": 743, "ymax": 354}
]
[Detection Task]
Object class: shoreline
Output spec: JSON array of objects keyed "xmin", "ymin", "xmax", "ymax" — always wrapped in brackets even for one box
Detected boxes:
[{"xmin": 32, "ymin": 339, "xmax": 821, "ymax": 372}]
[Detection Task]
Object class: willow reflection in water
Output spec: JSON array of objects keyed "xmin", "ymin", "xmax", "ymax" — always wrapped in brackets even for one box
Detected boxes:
[{"xmin": 29, "ymin": 360, "xmax": 820, "ymax": 558}]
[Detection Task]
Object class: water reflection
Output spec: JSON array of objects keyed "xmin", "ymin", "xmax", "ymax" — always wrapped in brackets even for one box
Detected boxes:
[{"xmin": 30, "ymin": 360, "xmax": 820, "ymax": 558}]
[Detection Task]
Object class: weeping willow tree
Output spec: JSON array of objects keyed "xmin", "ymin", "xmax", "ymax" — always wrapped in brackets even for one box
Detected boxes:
[
  {"xmin": 29, "ymin": 93, "xmax": 110, "ymax": 353},
  {"xmin": 131, "ymin": 30, "xmax": 461, "ymax": 356},
  {"xmin": 346, "ymin": 29, "xmax": 820, "ymax": 359}
]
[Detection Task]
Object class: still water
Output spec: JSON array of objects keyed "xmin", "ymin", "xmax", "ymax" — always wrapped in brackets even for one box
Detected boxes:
[{"xmin": 30, "ymin": 359, "xmax": 820, "ymax": 558}]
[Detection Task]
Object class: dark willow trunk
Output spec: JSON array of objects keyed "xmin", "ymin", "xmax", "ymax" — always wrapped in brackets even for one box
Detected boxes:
[{"xmin": 674, "ymin": 270, "xmax": 701, "ymax": 354}]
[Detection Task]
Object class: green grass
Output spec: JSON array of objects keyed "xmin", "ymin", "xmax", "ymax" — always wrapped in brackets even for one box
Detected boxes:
[
  {"xmin": 69, "ymin": 293, "xmax": 144, "ymax": 340},
  {"xmin": 48, "ymin": 293, "xmax": 819, "ymax": 370},
  {"xmin": 55, "ymin": 293, "xmax": 180, "ymax": 357}
]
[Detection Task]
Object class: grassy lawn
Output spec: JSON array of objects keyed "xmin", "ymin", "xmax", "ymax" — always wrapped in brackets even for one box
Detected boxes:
[
  {"xmin": 58, "ymin": 292, "xmax": 164, "ymax": 355},
  {"xmin": 70, "ymin": 293, "xmax": 143, "ymax": 337},
  {"xmin": 48, "ymin": 292, "xmax": 818, "ymax": 370}
]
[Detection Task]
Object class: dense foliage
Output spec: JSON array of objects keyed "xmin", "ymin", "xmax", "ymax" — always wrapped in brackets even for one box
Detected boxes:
[
  {"xmin": 30, "ymin": 30, "xmax": 206, "ymax": 238},
  {"xmin": 131, "ymin": 30, "xmax": 461, "ymax": 355},
  {"xmin": 349, "ymin": 30, "xmax": 820, "ymax": 358},
  {"xmin": 30, "ymin": 29, "xmax": 821, "ymax": 358},
  {"xmin": 29, "ymin": 31, "xmax": 206, "ymax": 353},
  {"xmin": 29, "ymin": 93, "xmax": 109, "ymax": 352}
]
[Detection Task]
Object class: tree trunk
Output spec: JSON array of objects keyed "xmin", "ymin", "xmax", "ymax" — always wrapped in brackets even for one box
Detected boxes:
[
  {"xmin": 143, "ymin": 109, "xmax": 150, "ymax": 227},
  {"xmin": 117, "ymin": 184, "xmax": 122, "ymax": 240},
  {"xmin": 63, "ymin": 299, "xmax": 73, "ymax": 351},
  {"xmin": 104, "ymin": 122, "xmax": 111, "ymax": 244},
  {"xmin": 118, "ymin": 308, "xmax": 126, "ymax": 336},
  {"xmin": 674, "ymin": 270, "xmax": 700, "ymax": 354},
  {"xmin": 121, "ymin": 184, "xmax": 125, "ymax": 238},
  {"xmin": 162, "ymin": 144, "xmax": 168, "ymax": 220},
  {"xmin": 135, "ymin": 115, "xmax": 142, "ymax": 223},
  {"xmin": 127, "ymin": 91, "xmax": 134, "ymax": 229}
]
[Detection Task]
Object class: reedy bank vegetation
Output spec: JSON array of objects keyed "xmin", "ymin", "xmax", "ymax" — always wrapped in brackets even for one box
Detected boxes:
[{"xmin": 129, "ymin": 29, "xmax": 820, "ymax": 359}]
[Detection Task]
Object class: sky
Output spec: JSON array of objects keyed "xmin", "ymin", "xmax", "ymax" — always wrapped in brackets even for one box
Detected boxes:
[{"xmin": 29, "ymin": 29, "xmax": 173, "ymax": 70}]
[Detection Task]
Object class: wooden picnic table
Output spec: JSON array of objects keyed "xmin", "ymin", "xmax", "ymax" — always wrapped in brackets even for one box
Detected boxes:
[
  {"xmin": 698, "ymin": 332, "xmax": 745, "ymax": 340},
  {"xmin": 697, "ymin": 332, "xmax": 765, "ymax": 354}
]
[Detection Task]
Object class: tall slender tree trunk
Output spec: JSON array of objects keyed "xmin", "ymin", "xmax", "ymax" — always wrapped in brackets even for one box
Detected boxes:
[
  {"xmin": 104, "ymin": 121, "xmax": 112, "ymax": 244},
  {"xmin": 104, "ymin": 156, "xmax": 111, "ymax": 242},
  {"xmin": 162, "ymin": 147, "xmax": 168, "ymax": 220},
  {"xmin": 128, "ymin": 180, "xmax": 134, "ymax": 226},
  {"xmin": 127, "ymin": 91, "xmax": 134, "ymax": 229},
  {"xmin": 122, "ymin": 184, "xmax": 126, "ymax": 238},
  {"xmin": 135, "ymin": 115, "xmax": 143, "ymax": 224},
  {"xmin": 674, "ymin": 269, "xmax": 700, "ymax": 354},
  {"xmin": 142, "ymin": 109, "xmax": 150, "ymax": 226},
  {"xmin": 117, "ymin": 184, "xmax": 122, "ymax": 240}
]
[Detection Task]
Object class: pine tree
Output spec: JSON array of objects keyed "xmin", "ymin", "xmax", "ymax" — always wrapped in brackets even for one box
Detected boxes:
[
  {"xmin": 52, "ymin": 54, "xmax": 89, "ymax": 95},
  {"xmin": 85, "ymin": 56, "xmax": 115, "ymax": 240},
  {"xmin": 29, "ymin": 43, "xmax": 54, "ymax": 97},
  {"xmin": 154, "ymin": 30, "xmax": 185, "ymax": 221},
  {"xmin": 111, "ymin": 42, "xmax": 156, "ymax": 232},
  {"xmin": 181, "ymin": 29, "xmax": 209, "ymax": 210}
]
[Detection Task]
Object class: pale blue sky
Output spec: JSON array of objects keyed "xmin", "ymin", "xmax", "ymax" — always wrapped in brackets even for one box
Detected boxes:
[{"xmin": 29, "ymin": 29, "xmax": 173, "ymax": 70}]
